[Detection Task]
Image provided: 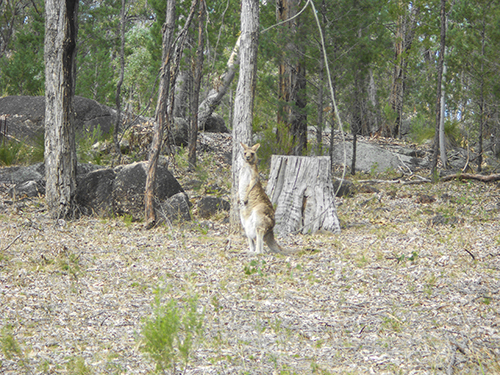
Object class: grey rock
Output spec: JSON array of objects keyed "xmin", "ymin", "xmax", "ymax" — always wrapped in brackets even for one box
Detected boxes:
[
  {"xmin": 0, "ymin": 95, "xmax": 117, "ymax": 143},
  {"xmin": 201, "ymin": 113, "xmax": 229, "ymax": 133},
  {"xmin": 197, "ymin": 196, "xmax": 230, "ymax": 219},
  {"xmin": 332, "ymin": 178, "xmax": 354, "ymax": 197},
  {"xmin": 76, "ymin": 168, "xmax": 116, "ymax": 216},
  {"xmin": 160, "ymin": 192, "xmax": 192, "ymax": 223},
  {"xmin": 331, "ymin": 141, "xmax": 417, "ymax": 173},
  {"xmin": 112, "ymin": 161, "xmax": 183, "ymax": 220},
  {"xmin": 8, "ymin": 180, "xmax": 45, "ymax": 198}
]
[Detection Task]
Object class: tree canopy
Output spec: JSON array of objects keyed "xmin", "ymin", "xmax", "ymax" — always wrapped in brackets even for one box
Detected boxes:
[{"xmin": 1, "ymin": 0, "xmax": 500, "ymax": 167}]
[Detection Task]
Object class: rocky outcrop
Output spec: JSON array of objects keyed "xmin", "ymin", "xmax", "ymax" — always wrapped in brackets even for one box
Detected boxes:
[
  {"xmin": 0, "ymin": 160, "xmax": 184, "ymax": 221},
  {"xmin": 0, "ymin": 96, "xmax": 117, "ymax": 143},
  {"xmin": 330, "ymin": 141, "xmax": 428, "ymax": 173}
]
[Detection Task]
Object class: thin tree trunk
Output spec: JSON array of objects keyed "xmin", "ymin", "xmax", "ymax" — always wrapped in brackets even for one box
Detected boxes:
[
  {"xmin": 144, "ymin": 0, "xmax": 176, "ymax": 227},
  {"xmin": 431, "ymin": 0, "xmax": 446, "ymax": 180},
  {"xmin": 388, "ymin": 3, "xmax": 419, "ymax": 138},
  {"xmin": 44, "ymin": 0, "xmax": 78, "ymax": 219},
  {"xmin": 439, "ymin": 61, "xmax": 447, "ymax": 167},
  {"xmin": 113, "ymin": 0, "xmax": 126, "ymax": 163},
  {"xmin": 316, "ymin": 47, "xmax": 324, "ymax": 155},
  {"xmin": 276, "ymin": 0, "xmax": 307, "ymax": 155},
  {"xmin": 188, "ymin": 0, "xmax": 205, "ymax": 169},
  {"xmin": 230, "ymin": 0, "xmax": 259, "ymax": 229},
  {"xmin": 145, "ymin": 0, "xmax": 198, "ymax": 227},
  {"xmin": 478, "ymin": 20, "xmax": 486, "ymax": 172}
]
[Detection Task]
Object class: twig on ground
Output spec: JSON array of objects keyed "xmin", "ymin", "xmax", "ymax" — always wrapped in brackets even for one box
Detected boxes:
[{"xmin": 2, "ymin": 233, "xmax": 21, "ymax": 251}]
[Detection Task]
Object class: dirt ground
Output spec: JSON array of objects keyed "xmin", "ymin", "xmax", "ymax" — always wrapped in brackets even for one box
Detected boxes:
[{"xmin": 1, "ymin": 158, "xmax": 500, "ymax": 374}]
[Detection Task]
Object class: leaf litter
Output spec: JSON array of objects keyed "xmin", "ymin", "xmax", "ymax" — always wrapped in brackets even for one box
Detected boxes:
[{"xmin": 1, "ymin": 161, "xmax": 499, "ymax": 374}]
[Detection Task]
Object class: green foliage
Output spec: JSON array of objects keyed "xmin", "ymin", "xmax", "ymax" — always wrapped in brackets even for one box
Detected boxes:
[
  {"xmin": 408, "ymin": 113, "xmax": 434, "ymax": 144},
  {"xmin": 139, "ymin": 291, "xmax": 204, "ymax": 374},
  {"xmin": 0, "ymin": 0, "xmax": 45, "ymax": 96},
  {"xmin": 244, "ymin": 259, "xmax": 267, "ymax": 277},
  {"xmin": 0, "ymin": 325, "xmax": 31, "ymax": 373},
  {"xmin": 0, "ymin": 138, "xmax": 44, "ymax": 166},
  {"xmin": 76, "ymin": 125, "xmax": 110, "ymax": 165},
  {"xmin": 255, "ymin": 122, "xmax": 298, "ymax": 166},
  {"xmin": 65, "ymin": 356, "xmax": 93, "ymax": 375}
]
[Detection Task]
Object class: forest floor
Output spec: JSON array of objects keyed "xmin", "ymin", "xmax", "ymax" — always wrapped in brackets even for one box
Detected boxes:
[{"xmin": 1, "ymin": 136, "xmax": 500, "ymax": 374}]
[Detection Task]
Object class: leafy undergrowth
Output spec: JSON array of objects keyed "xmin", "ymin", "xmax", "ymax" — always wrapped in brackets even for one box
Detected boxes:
[{"xmin": 1, "ymin": 170, "xmax": 499, "ymax": 374}]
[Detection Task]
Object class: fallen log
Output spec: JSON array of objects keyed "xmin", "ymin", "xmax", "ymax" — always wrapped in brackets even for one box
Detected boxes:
[{"xmin": 441, "ymin": 173, "xmax": 500, "ymax": 182}]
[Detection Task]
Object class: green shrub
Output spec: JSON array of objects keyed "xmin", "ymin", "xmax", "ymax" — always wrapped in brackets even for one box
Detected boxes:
[
  {"xmin": 255, "ymin": 122, "xmax": 298, "ymax": 167},
  {"xmin": 0, "ymin": 140, "xmax": 24, "ymax": 166},
  {"xmin": 139, "ymin": 292, "xmax": 204, "ymax": 374},
  {"xmin": 76, "ymin": 124, "xmax": 110, "ymax": 165}
]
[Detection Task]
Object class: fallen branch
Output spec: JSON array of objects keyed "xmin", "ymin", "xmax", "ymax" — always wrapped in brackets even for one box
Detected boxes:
[
  {"xmin": 441, "ymin": 173, "xmax": 500, "ymax": 182},
  {"xmin": 2, "ymin": 234, "xmax": 21, "ymax": 251}
]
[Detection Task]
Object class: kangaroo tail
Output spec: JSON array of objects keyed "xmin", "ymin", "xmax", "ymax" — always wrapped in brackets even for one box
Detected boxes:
[{"xmin": 264, "ymin": 231, "xmax": 286, "ymax": 254}]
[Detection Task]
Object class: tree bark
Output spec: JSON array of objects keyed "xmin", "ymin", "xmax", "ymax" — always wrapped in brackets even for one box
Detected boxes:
[
  {"xmin": 266, "ymin": 156, "xmax": 341, "ymax": 235},
  {"xmin": 477, "ymin": 19, "xmax": 486, "ymax": 172},
  {"xmin": 44, "ymin": 0, "xmax": 78, "ymax": 219},
  {"xmin": 188, "ymin": 0, "xmax": 206, "ymax": 169},
  {"xmin": 197, "ymin": 35, "xmax": 240, "ymax": 131},
  {"xmin": 276, "ymin": 0, "xmax": 307, "ymax": 155},
  {"xmin": 431, "ymin": 0, "xmax": 446, "ymax": 180},
  {"xmin": 113, "ymin": 0, "xmax": 126, "ymax": 162},
  {"xmin": 230, "ymin": 0, "xmax": 259, "ymax": 229},
  {"xmin": 387, "ymin": 2, "xmax": 419, "ymax": 138},
  {"xmin": 439, "ymin": 61, "xmax": 447, "ymax": 167},
  {"xmin": 144, "ymin": 0, "xmax": 176, "ymax": 227}
]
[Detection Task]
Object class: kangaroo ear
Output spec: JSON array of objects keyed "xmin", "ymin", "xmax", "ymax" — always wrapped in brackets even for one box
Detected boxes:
[
  {"xmin": 240, "ymin": 142, "xmax": 248, "ymax": 149},
  {"xmin": 253, "ymin": 143, "xmax": 261, "ymax": 151}
]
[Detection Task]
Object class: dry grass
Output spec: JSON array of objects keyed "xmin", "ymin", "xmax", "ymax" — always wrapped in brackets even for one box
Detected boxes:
[{"xmin": 1, "ymin": 153, "xmax": 500, "ymax": 374}]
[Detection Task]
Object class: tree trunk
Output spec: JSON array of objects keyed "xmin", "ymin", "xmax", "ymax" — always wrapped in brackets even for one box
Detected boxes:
[
  {"xmin": 144, "ymin": 0, "xmax": 176, "ymax": 227},
  {"xmin": 230, "ymin": 0, "xmax": 259, "ymax": 229},
  {"xmin": 266, "ymin": 156, "xmax": 340, "ymax": 235},
  {"xmin": 387, "ymin": 2, "xmax": 419, "ymax": 138},
  {"xmin": 439, "ymin": 61, "xmax": 447, "ymax": 167},
  {"xmin": 431, "ymin": 0, "xmax": 446, "ymax": 180},
  {"xmin": 197, "ymin": 35, "xmax": 240, "ymax": 131},
  {"xmin": 44, "ymin": 0, "xmax": 78, "ymax": 220},
  {"xmin": 276, "ymin": 0, "xmax": 307, "ymax": 155},
  {"xmin": 113, "ymin": 0, "xmax": 126, "ymax": 162},
  {"xmin": 477, "ymin": 20, "xmax": 486, "ymax": 172},
  {"xmin": 173, "ymin": 70, "xmax": 190, "ymax": 118},
  {"xmin": 188, "ymin": 0, "xmax": 205, "ymax": 169}
]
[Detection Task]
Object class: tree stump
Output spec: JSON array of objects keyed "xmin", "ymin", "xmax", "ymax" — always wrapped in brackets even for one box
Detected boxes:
[{"xmin": 266, "ymin": 156, "xmax": 341, "ymax": 236}]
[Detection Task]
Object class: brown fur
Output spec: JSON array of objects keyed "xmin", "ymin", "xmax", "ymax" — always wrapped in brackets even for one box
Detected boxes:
[{"xmin": 239, "ymin": 143, "xmax": 286, "ymax": 254}]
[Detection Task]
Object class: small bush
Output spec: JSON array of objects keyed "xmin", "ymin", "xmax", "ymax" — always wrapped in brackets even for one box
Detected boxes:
[
  {"xmin": 255, "ymin": 122, "xmax": 298, "ymax": 167},
  {"xmin": 0, "ymin": 138, "xmax": 44, "ymax": 166},
  {"xmin": 139, "ymin": 292, "xmax": 204, "ymax": 374}
]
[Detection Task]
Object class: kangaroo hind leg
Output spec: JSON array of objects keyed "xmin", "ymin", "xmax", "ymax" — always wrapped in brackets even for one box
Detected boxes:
[{"xmin": 255, "ymin": 230, "xmax": 265, "ymax": 254}]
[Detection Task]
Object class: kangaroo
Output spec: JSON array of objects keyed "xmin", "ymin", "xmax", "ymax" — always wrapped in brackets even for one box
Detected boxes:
[{"xmin": 239, "ymin": 142, "xmax": 287, "ymax": 254}]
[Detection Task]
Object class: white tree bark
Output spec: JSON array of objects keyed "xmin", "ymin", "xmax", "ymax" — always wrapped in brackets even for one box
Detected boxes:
[
  {"xmin": 230, "ymin": 0, "xmax": 259, "ymax": 228},
  {"xmin": 266, "ymin": 156, "xmax": 340, "ymax": 235},
  {"xmin": 439, "ymin": 62, "xmax": 447, "ymax": 167},
  {"xmin": 197, "ymin": 35, "xmax": 240, "ymax": 130},
  {"xmin": 44, "ymin": 0, "xmax": 78, "ymax": 219}
]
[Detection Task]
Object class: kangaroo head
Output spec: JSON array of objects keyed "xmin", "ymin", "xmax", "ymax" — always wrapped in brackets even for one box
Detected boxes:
[{"xmin": 240, "ymin": 143, "xmax": 260, "ymax": 165}]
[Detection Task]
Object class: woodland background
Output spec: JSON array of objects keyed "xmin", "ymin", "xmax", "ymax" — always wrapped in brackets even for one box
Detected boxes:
[{"xmin": 1, "ymin": 0, "xmax": 500, "ymax": 165}]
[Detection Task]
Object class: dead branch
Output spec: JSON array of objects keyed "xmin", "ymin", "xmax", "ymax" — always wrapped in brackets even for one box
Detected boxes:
[{"xmin": 441, "ymin": 173, "xmax": 500, "ymax": 182}]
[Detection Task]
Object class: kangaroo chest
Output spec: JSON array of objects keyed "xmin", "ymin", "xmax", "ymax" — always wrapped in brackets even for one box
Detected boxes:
[{"xmin": 239, "ymin": 163, "xmax": 253, "ymax": 203}]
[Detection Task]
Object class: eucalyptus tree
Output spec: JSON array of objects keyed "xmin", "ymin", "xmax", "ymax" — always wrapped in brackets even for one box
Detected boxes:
[
  {"xmin": 44, "ymin": 0, "xmax": 78, "ymax": 219},
  {"xmin": 230, "ymin": 0, "xmax": 260, "ymax": 229}
]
